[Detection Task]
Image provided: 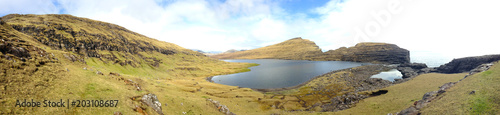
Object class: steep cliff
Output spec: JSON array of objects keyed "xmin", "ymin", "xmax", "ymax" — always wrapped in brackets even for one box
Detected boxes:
[{"xmin": 314, "ymin": 42, "xmax": 410, "ymax": 64}]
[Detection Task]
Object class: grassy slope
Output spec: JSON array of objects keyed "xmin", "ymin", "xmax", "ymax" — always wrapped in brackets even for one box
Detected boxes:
[
  {"xmin": 420, "ymin": 62, "xmax": 500, "ymax": 114},
  {"xmin": 211, "ymin": 37, "xmax": 323, "ymax": 60},
  {"xmin": 0, "ymin": 14, "xmax": 267, "ymax": 114},
  {"xmin": 330, "ymin": 73, "xmax": 467, "ymax": 115}
]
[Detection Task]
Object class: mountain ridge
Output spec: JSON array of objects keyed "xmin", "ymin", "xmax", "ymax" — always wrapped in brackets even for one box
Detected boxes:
[
  {"xmin": 212, "ymin": 38, "xmax": 410, "ymax": 64},
  {"xmin": 210, "ymin": 37, "xmax": 323, "ymax": 60}
]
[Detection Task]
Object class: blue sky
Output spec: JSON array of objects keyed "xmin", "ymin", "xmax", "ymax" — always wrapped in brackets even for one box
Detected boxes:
[{"xmin": 2, "ymin": 0, "xmax": 500, "ymax": 65}]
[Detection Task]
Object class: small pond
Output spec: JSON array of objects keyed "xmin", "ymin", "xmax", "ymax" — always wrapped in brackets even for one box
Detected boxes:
[{"xmin": 370, "ymin": 69, "xmax": 403, "ymax": 82}]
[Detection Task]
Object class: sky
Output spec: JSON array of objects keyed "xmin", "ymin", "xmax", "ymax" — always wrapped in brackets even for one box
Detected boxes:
[{"xmin": 1, "ymin": 0, "xmax": 500, "ymax": 65}]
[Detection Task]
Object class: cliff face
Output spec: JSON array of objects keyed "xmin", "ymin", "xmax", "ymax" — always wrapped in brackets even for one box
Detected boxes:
[
  {"xmin": 314, "ymin": 43, "xmax": 410, "ymax": 64},
  {"xmin": 2, "ymin": 14, "xmax": 202, "ymax": 67},
  {"xmin": 210, "ymin": 37, "xmax": 323, "ymax": 60},
  {"xmin": 437, "ymin": 54, "xmax": 500, "ymax": 73},
  {"xmin": 212, "ymin": 39, "xmax": 410, "ymax": 64}
]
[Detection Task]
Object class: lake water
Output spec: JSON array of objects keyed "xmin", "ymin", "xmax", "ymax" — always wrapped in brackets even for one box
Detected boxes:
[
  {"xmin": 211, "ymin": 59, "xmax": 370, "ymax": 89},
  {"xmin": 370, "ymin": 69, "xmax": 403, "ymax": 82}
]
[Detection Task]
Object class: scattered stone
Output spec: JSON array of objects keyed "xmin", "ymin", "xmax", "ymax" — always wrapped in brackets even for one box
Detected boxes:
[
  {"xmin": 96, "ymin": 71, "xmax": 103, "ymax": 75},
  {"xmin": 66, "ymin": 68, "xmax": 69, "ymax": 72},
  {"xmin": 206, "ymin": 98, "xmax": 235, "ymax": 115},
  {"xmin": 397, "ymin": 107, "xmax": 418, "ymax": 115},
  {"xmin": 109, "ymin": 72, "xmax": 120, "ymax": 76},
  {"xmin": 141, "ymin": 93, "xmax": 164, "ymax": 115},
  {"xmin": 469, "ymin": 90, "xmax": 476, "ymax": 95},
  {"xmin": 321, "ymin": 93, "xmax": 368, "ymax": 112},
  {"xmin": 83, "ymin": 67, "xmax": 87, "ymax": 70},
  {"xmin": 124, "ymin": 79, "xmax": 142, "ymax": 91}
]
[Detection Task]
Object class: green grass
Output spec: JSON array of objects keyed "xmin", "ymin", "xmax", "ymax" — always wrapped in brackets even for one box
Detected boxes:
[
  {"xmin": 420, "ymin": 62, "xmax": 500, "ymax": 115},
  {"xmin": 330, "ymin": 73, "xmax": 467, "ymax": 115}
]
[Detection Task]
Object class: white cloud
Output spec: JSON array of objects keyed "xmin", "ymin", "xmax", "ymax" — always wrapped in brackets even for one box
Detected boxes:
[
  {"xmin": 0, "ymin": 0, "xmax": 60, "ymax": 15},
  {"xmin": 2, "ymin": 0, "xmax": 500, "ymax": 62}
]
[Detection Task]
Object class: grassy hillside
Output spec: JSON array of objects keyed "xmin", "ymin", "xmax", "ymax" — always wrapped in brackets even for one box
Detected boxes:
[
  {"xmin": 210, "ymin": 37, "xmax": 323, "ymax": 60},
  {"xmin": 331, "ymin": 73, "xmax": 467, "ymax": 114},
  {"xmin": 0, "ymin": 14, "xmax": 265, "ymax": 114},
  {"xmin": 420, "ymin": 61, "xmax": 500, "ymax": 114}
]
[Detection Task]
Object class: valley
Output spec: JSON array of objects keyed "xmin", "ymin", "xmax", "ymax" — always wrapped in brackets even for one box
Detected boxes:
[{"xmin": 1, "ymin": 14, "xmax": 499, "ymax": 115}]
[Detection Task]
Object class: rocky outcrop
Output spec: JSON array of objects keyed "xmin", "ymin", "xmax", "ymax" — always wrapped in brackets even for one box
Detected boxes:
[
  {"xmin": 397, "ymin": 63, "xmax": 436, "ymax": 79},
  {"xmin": 315, "ymin": 43, "xmax": 410, "ymax": 64},
  {"xmin": 206, "ymin": 98, "xmax": 235, "ymax": 115},
  {"xmin": 321, "ymin": 93, "xmax": 368, "ymax": 112},
  {"xmin": 437, "ymin": 54, "xmax": 500, "ymax": 73}
]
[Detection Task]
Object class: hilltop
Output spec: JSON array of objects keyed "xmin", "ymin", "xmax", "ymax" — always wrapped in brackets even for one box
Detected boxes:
[
  {"xmin": 211, "ymin": 37, "xmax": 323, "ymax": 60},
  {"xmin": 212, "ymin": 38, "xmax": 410, "ymax": 64}
]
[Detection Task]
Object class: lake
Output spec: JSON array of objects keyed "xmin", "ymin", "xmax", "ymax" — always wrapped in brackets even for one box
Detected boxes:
[
  {"xmin": 211, "ymin": 59, "xmax": 370, "ymax": 89},
  {"xmin": 370, "ymin": 69, "xmax": 403, "ymax": 82}
]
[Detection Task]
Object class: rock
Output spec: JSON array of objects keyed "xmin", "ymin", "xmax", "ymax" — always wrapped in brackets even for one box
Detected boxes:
[
  {"xmin": 422, "ymin": 91, "xmax": 438, "ymax": 100},
  {"xmin": 321, "ymin": 93, "xmax": 368, "ymax": 112},
  {"xmin": 397, "ymin": 107, "xmax": 418, "ymax": 115},
  {"xmin": 469, "ymin": 63, "xmax": 494, "ymax": 75},
  {"xmin": 96, "ymin": 71, "xmax": 103, "ymax": 75},
  {"xmin": 206, "ymin": 98, "xmax": 235, "ymax": 115},
  {"xmin": 109, "ymin": 72, "xmax": 120, "ymax": 76},
  {"xmin": 399, "ymin": 63, "xmax": 428, "ymax": 69},
  {"xmin": 141, "ymin": 93, "xmax": 164, "ymax": 115},
  {"xmin": 322, "ymin": 43, "xmax": 410, "ymax": 64},
  {"xmin": 469, "ymin": 90, "xmax": 476, "ymax": 95},
  {"xmin": 437, "ymin": 54, "xmax": 500, "ymax": 73},
  {"xmin": 83, "ymin": 67, "xmax": 87, "ymax": 70},
  {"xmin": 420, "ymin": 68, "xmax": 437, "ymax": 73},
  {"xmin": 397, "ymin": 67, "xmax": 418, "ymax": 79},
  {"xmin": 438, "ymin": 82, "xmax": 455, "ymax": 94},
  {"xmin": 113, "ymin": 111, "xmax": 122, "ymax": 115}
]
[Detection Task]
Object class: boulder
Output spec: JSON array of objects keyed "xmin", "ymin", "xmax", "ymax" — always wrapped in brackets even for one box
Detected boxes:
[
  {"xmin": 437, "ymin": 54, "xmax": 500, "ymax": 73},
  {"xmin": 141, "ymin": 93, "xmax": 164, "ymax": 115},
  {"xmin": 398, "ymin": 107, "xmax": 419, "ymax": 115}
]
